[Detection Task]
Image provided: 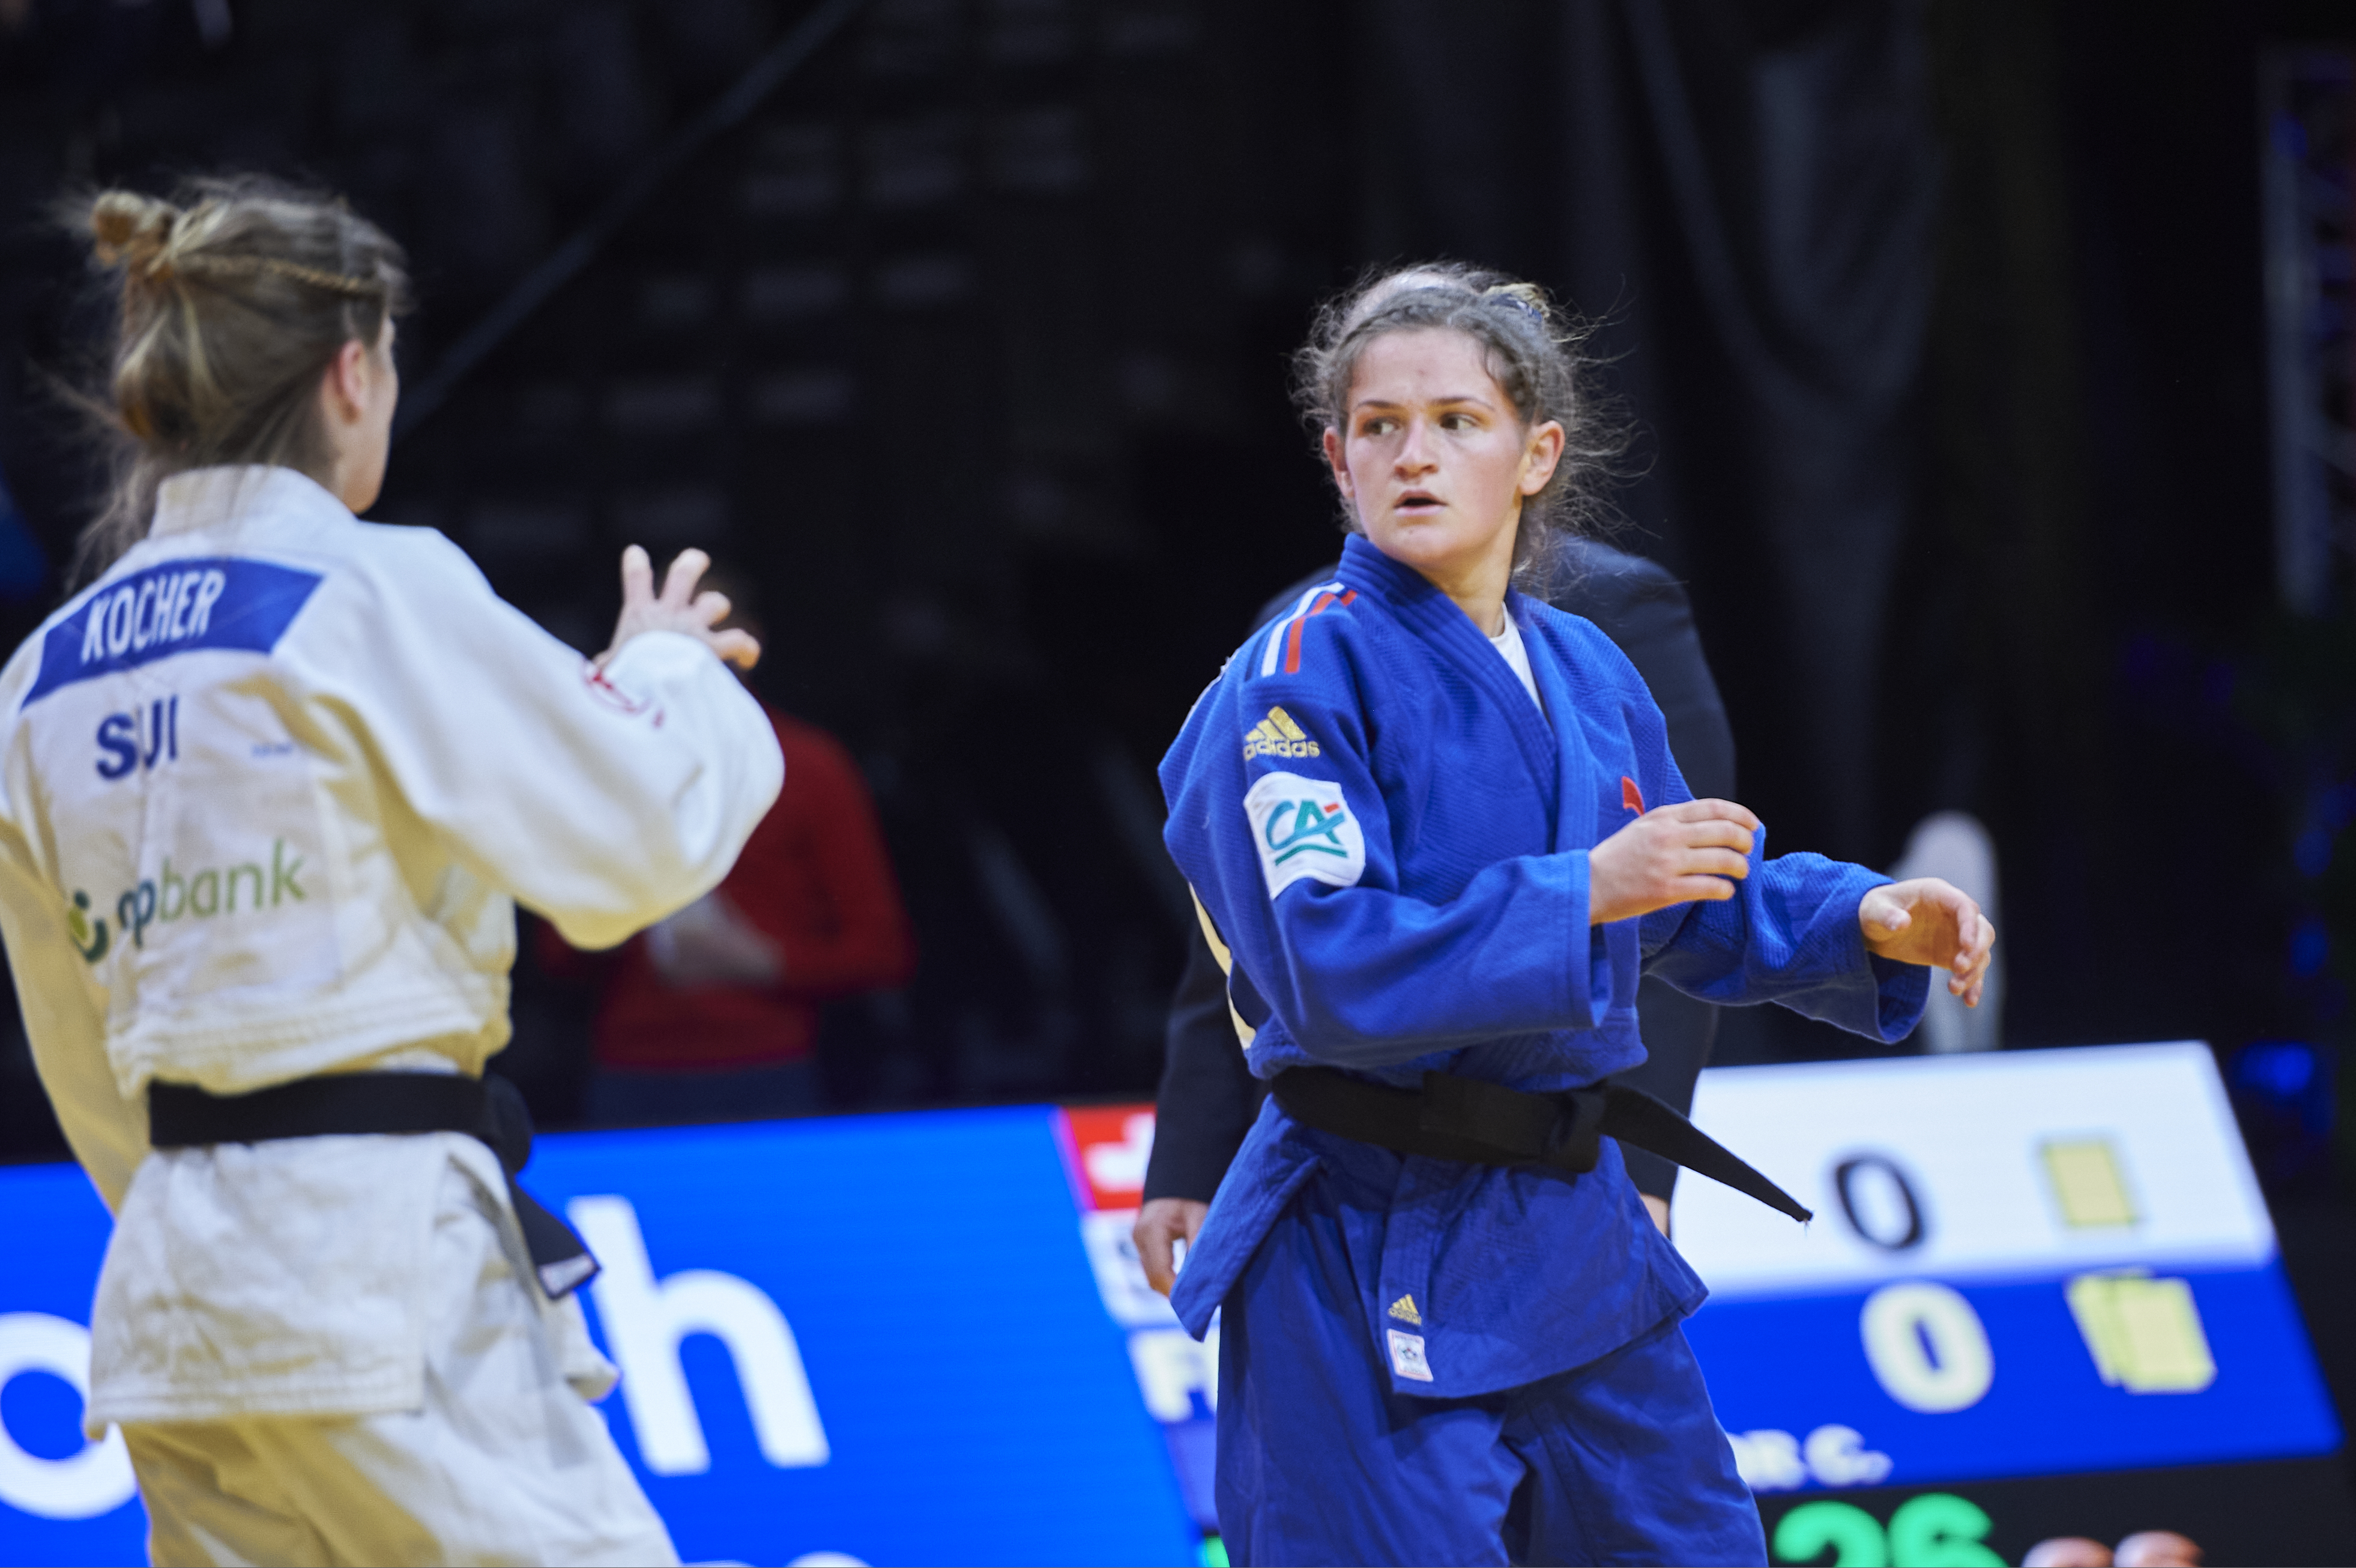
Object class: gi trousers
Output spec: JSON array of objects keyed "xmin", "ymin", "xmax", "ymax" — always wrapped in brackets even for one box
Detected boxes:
[
  {"xmin": 1213, "ymin": 1169, "xmax": 1767, "ymax": 1567},
  {"xmin": 120, "ymin": 1152, "xmax": 675, "ymax": 1567}
]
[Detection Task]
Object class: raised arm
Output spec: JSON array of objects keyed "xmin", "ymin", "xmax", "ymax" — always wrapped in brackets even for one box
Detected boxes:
[
  {"xmin": 320, "ymin": 538, "xmax": 783, "ymax": 950},
  {"xmin": 1580, "ymin": 652, "xmax": 1971, "ymax": 1043}
]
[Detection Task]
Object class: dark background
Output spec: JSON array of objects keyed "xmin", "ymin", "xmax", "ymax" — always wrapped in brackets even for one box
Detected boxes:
[
  {"xmin": 2, "ymin": 0, "xmax": 2355, "ymax": 1548},
  {"xmin": 0, "ymin": 0, "xmax": 2350, "ymax": 1237}
]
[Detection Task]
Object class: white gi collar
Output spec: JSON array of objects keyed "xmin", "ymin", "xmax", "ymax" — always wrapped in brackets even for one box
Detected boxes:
[{"xmin": 151, "ymin": 465, "xmax": 349, "ymax": 537}]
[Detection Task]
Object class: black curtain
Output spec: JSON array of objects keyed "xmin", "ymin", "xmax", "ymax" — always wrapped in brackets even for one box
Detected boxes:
[{"xmin": 1354, "ymin": 0, "xmax": 1938, "ymax": 867}]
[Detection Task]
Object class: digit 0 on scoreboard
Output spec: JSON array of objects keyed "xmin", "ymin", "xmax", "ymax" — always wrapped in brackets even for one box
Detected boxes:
[{"xmin": 1674, "ymin": 1043, "xmax": 2351, "ymax": 1563}]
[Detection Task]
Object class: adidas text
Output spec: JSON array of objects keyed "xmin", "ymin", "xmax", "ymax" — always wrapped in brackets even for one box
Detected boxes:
[{"xmin": 1244, "ymin": 705, "xmax": 1320, "ymax": 762}]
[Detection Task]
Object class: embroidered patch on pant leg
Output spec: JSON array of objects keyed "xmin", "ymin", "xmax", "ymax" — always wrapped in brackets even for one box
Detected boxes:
[{"xmin": 1387, "ymin": 1328, "xmax": 1433, "ymax": 1382}]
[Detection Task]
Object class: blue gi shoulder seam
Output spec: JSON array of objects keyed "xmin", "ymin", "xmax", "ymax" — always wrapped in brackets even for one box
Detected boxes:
[{"xmin": 1251, "ymin": 580, "xmax": 1368, "ymax": 684}]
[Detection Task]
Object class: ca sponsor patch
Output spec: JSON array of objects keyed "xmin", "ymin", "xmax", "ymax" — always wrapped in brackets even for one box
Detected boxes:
[
  {"xmin": 1388, "ymin": 1328, "xmax": 1433, "ymax": 1382},
  {"xmin": 1243, "ymin": 771, "xmax": 1365, "ymax": 898}
]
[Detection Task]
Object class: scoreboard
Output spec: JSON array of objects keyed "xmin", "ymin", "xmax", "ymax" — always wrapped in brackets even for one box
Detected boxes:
[
  {"xmin": 1677, "ymin": 1043, "xmax": 2351, "ymax": 1563},
  {"xmin": 0, "ymin": 1042, "xmax": 2346, "ymax": 1565}
]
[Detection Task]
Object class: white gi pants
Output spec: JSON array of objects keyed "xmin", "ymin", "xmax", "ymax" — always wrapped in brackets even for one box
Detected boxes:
[{"xmin": 118, "ymin": 1152, "xmax": 675, "ymax": 1567}]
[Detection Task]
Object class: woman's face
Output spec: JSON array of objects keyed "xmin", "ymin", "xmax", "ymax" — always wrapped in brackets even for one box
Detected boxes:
[{"xmin": 1323, "ymin": 327, "xmax": 1562, "ymax": 593}]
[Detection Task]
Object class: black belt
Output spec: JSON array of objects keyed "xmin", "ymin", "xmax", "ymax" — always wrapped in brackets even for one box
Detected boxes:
[
  {"xmin": 1270, "ymin": 1067, "xmax": 1812, "ymax": 1222},
  {"xmin": 148, "ymin": 1073, "xmax": 599, "ymax": 1298}
]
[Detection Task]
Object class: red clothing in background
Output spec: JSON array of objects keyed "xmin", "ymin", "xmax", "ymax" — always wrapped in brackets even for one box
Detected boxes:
[{"xmin": 543, "ymin": 707, "xmax": 915, "ymax": 1070}]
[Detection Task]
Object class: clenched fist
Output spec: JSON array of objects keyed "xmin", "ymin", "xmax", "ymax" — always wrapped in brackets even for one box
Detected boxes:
[{"xmin": 1587, "ymin": 798, "xmax": 1760, "ymax": 926}]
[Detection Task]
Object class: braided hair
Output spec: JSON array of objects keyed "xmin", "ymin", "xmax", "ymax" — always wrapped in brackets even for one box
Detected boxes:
[{"xmin": 65, "ymin": 175, "xmax": 411, "ymax": 584}]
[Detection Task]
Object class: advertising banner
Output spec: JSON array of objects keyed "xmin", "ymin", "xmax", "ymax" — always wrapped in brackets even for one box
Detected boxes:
[
  {"xmin": 0, "ymin": 1106, "xmax": 1198, "ymax": 1568},
  {"xmin": 0, "ymin": 1042, "xmax": 2346, "ymax": 1564}
]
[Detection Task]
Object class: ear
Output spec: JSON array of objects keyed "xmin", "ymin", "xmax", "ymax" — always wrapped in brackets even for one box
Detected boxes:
[
  {"xmin": 1321, "ymin": 426, "xmax": 1355, "ymax": 502},
  {"xmin": 1519, "ymin": 419, "xmax": 1566, "ymax": 496},
  {"xmin": 321, "ymin": 338, "xmax": 372, "ymax": 426}
]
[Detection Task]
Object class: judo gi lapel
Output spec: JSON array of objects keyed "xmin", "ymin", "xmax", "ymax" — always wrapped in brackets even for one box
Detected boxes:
[
  {"xmin": 1335, "ymin": 537, "xmax": 1560, "ymax": 821},
  {"xmin": 1514, "ymin": 602, "xmax": 1604, "ymax": 857},
  {"xmin": 1520, "ymin": 608, "xmax": 1643, "ymax": 1009}
]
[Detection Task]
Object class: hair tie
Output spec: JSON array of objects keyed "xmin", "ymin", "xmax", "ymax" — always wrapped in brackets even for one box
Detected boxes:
[{"xmin": 1482, "ymin": 287, "xmax": 1548, "ymax": 325}]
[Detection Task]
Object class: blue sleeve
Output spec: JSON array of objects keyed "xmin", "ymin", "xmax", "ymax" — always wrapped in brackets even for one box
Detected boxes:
[
  {"xmin": 1161, "ymin": 639, "xmax": 1605, "ymax": 1071},
  {"xmin": 1575, "ymin": 637, "xmax": 1925, "ymax": 1046},
  {"xmin": 1638, "ymin": 834, "xmax": 1929, "ymax": 1043}
]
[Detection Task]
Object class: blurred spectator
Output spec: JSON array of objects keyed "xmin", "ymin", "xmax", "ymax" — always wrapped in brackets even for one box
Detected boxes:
[
  {"xmin": 2115, "ymin": 1531, "xmax": 2203, "ymax": 1566},
  {"xmin": 2025, "ymin": 1530, "xmax": 2203, "ymax": 1567},
  {"xmin": 0, "ymin": 457, "xmax": 50, "ymax": 603},
  {"xmin": 543, "ymin": 582, "xmax": 914, "ymax": 1124}
]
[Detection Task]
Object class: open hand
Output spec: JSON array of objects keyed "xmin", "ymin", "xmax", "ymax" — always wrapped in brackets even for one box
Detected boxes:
[
  {"xmin": 1134, "ymin": 1197, "xmax": 1208, "ymax": 1297},
  {"xmin": 1859, "ymin": 877, "xmax": 1995, "ymax": 1006},
  {"xmin": 1588, "ymin": 799, "xmax": 1760, "ymax": 925},
  {"xmin": 598, "ymin": 546, "xmax": 760, "ymax": 671}
]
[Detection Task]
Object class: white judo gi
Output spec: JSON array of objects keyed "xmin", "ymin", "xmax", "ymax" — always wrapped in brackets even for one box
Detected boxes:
[{"xmin": 0, "ymin": 466, "xmax": 785, "ymax": 1566}]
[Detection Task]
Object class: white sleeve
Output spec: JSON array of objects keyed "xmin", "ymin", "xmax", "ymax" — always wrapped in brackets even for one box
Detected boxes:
[
  {"xmin": 310, "ymin": 532, "xmax": 784, "ymax": 950},
  {"xmin": 0, "ymin": 825, "xmax": 145, "ymax": 1211}
]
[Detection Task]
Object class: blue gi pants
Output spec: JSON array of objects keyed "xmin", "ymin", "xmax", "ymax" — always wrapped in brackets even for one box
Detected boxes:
[{"xmin": 1213, "ymin": 1165, "xmax": 1767, "ymax": 1567}]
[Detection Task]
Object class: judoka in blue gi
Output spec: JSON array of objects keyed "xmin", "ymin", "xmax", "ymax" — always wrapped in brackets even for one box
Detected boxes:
[{"xmin": 1158, "ymin": 265, "xmax": 1996, "ymax": 1567}]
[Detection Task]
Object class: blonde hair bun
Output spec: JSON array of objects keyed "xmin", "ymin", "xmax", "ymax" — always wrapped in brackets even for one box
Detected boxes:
[
  {"xmin": 89, "ymin": 190, "xmax": 180, "ymax": 275},
  {"xmin": 61, "ymin": 174, "xmax": 411, "ymax": 586}
]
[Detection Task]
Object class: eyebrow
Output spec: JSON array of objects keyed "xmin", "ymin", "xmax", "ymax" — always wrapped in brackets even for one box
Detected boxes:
[{"xmin": 1350, "ymin": 393, "xmax": 1498, "ymax": 414}]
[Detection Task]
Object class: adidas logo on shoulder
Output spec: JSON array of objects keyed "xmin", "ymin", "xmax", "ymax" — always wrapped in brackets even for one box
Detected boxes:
[{"xmin": 1243, "ymin": 706, "xmax": 1320, "ymax": 762}]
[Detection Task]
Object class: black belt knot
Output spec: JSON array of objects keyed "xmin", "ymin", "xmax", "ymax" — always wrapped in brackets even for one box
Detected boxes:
[
  {"xmin": 1271, "ymin": 1066, "xmax": 1811, "ymax": 1222},
  {"xmin": 147, "ymin": 1073, "xmax": 599, "ymax": 1298}
]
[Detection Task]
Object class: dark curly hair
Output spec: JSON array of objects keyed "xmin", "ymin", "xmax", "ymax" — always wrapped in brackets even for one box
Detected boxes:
[{"xmin": 1291, "ymin": 262, "xmax": 1628, "ymax": 580}]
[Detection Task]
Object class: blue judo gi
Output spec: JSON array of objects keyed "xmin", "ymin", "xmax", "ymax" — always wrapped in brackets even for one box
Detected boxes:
[{"xmin": 1159, "ymin": 534, "xmax": 1929, "ymax": 1567}]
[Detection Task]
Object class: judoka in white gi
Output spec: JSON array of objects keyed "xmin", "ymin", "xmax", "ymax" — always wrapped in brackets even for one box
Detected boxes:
[{"xmin": 0, "ymin": 179, "xmax": 781, "ymax": 1564}]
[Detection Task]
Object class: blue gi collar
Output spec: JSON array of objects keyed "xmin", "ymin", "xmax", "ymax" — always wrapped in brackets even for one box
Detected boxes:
[
  {"xmin": 1336, "ymin": 533, "xmax": 1562, "ymax": 821},
  {"xmin": 1517, "ymin": 611, "xmax": 1613, "ymax": 857}
]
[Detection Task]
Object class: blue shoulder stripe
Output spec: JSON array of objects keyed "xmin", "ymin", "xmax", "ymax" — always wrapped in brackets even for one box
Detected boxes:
[{"xmin": 23, "ymin": 556, "xmax": 323, "ymax": 708}]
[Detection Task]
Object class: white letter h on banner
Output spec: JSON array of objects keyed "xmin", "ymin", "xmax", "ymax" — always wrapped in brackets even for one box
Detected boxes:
[{"xmin": 567, "ymin": 1195, "xmax": 831, "ymax": 1476}]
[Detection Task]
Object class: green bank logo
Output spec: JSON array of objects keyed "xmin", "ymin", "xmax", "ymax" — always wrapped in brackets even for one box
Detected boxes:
[
  {"xmin": 66, "ymin": 890, "xmax": 109, "ymax": 963},
  {"xmin": 70, "ymin": 838, "xmax": 307, "ymax": 965}
]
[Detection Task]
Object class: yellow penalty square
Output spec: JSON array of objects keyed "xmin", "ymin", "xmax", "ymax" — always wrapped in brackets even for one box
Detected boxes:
[
  {"xmin": 2065, "ymin": 1271, "xmax": 2217, "ymax": 1394},
  {"xmin": 2040, "ymin": 1137, "xmax": 2139, "ymax": 1228}
]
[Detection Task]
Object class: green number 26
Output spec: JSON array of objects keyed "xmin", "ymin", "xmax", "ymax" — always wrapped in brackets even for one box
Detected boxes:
[{"xmin": 1773, "ymin": 1493, "xmax": 2006, "ymax": 1567}]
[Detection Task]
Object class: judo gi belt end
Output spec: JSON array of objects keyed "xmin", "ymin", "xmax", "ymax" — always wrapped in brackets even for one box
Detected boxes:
[
  {"xmin": 1270, "ymin": 1067, "xmax": 1813, "ymax": 1223},
  {"xmin": 147, "ymin": 1073, "xmax": 601, "ymax": 1298}
]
